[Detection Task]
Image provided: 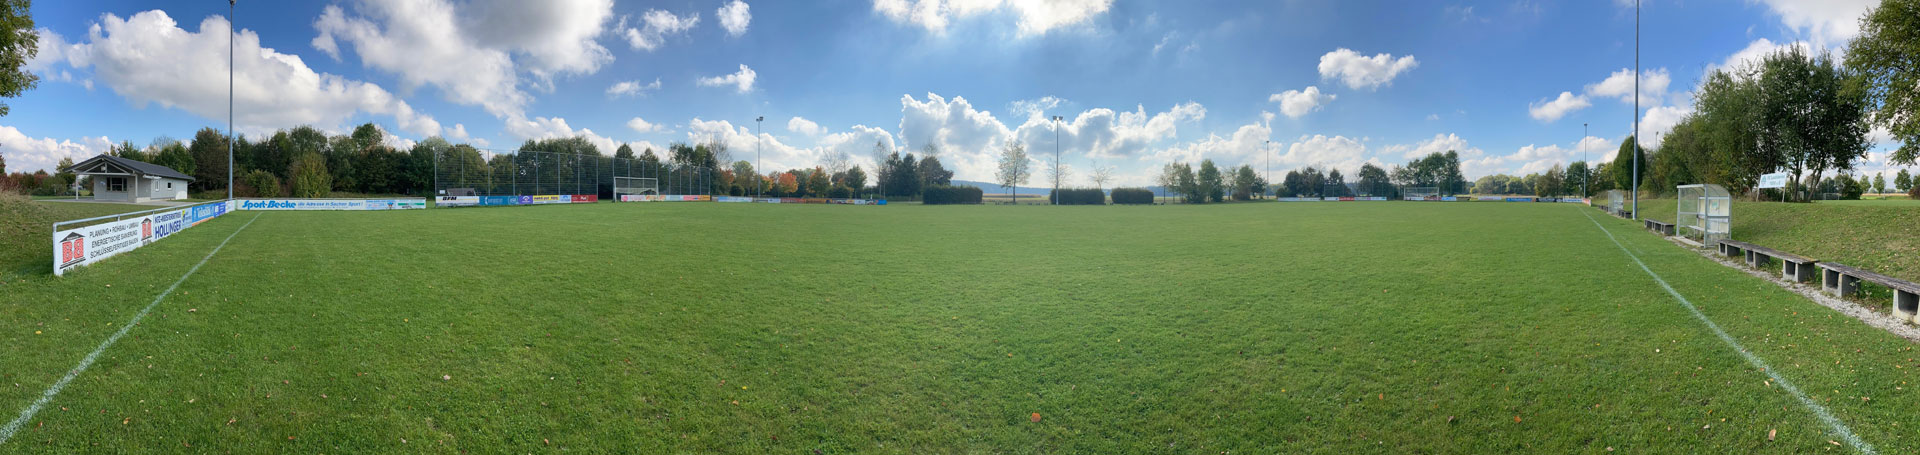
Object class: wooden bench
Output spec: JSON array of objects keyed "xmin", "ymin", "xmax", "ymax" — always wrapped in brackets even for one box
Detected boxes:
[
  {"xmin": 1643, "ymin": 219, "xmax": 1675, "ymax": 236},
  {"xmin": 1817, "ymin": 262, "xmax": 1920, "ymax": 323},
  {"xmin": 1717, "ymin": 240, "xmax": 1819, "ymax": 283}
]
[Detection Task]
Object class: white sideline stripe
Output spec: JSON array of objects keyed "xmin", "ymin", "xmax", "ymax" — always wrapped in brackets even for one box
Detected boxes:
[
  {"xmin": 1579, "ymin": 210, "xmax": 1874, "ymax": 454},
  {"xmin": 0, "ymin": 213, "xmax": 262, "ymax": 446}
]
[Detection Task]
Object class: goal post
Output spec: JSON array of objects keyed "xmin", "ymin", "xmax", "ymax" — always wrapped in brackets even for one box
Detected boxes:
[
  {"xmin": 614, "ymin": 177, "xmax": 659, "ymax": 201},
  {"xmin": 1404, "ymin": 186, "xmax": 1438, "ymax": 201}
]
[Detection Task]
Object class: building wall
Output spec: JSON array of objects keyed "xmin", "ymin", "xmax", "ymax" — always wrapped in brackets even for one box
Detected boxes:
[{"xmin": 92, "ymin": 176, "xmax": 133, "ymax": 202}]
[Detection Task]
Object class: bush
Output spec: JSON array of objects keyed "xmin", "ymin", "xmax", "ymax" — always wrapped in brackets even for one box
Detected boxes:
[
  {"xmin": 242, "ymin": 169, "xmax": 282, "ymax": 198},
  {"xmin": 1110, "ymin": 187, "xmax": 1154, "ymax": 204},
  {"xmin": 1047, "ymin": 188, "xmax": 1106, "ymax": 205},
  {"xmin": 827, "ymin": 185, "xmax": 852, "ymax": 199},
  {"xmin": 922, "ymin": 185, "xmax": 983, "ymax": 204},
  {"xmin": 288, "ymin": 153, "xmax": 331, "ymax": 198}
]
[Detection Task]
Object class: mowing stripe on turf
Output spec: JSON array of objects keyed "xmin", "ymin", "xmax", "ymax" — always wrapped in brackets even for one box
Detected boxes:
[
  {"xmin": 1579, "ymin": 209, "xmax": 1874, "ymax": 454},
  {"xmin": 0, "ymin": 213, "xmax": 262, "ymax": 447}
]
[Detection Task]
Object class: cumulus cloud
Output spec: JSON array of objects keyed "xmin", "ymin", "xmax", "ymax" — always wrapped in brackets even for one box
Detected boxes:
[
  {"xmin": 1279, "ymin": 134, "xmax": 1384, "ymax": 174},
  {"xmin": 0, "ymin": 125, "xmax": 113, "ymax": 174},
  {"xmin": 313, "ymin": 1, "xmax": 527, "ymax": 119},
  {"xmin": 718, "ymin": 0, "xmax": 752, "ymax": 37},
  {"xmin": 61, "ymin": 10, "xmax": 442, "ymax": 137},
  {"xmin": 1317, "ymin": 48, "xmax": 1418, "ymax": 90},
  {"xmin": 1528, "ymin": 92, "xmax": 1591, "ymax": 122},
  {"xmin": 445, "ymin": 123, "xmax": 489, "ymax": 147},
  {"xmin": 788, "ymin": 117, "xmax": 824, "ymax": 136},
  {"xmin": 1751, "ymin": 0, "xmax": 1878, "ymax": 47},
  {"xmin": 1012, "ymin": 102, "xmax": 1206, "ymax": 161},
  {"xmin": 872, "ymin": 0, "xmax": 1113, "ymax": 36},
  {"xmin": 461, "ymin": 0, "xmax": 615, "ymax": 84},
  {"xmin": 504, "ymin": 115, "xmax": 639, "ymax": 155},
  {"xmin": 688, "ymin": 117, "xmax": 831, "ymax": 172},
  {"xmin": 606, "ymin": 78, "xmax": 661, "ymax": 97},
  {"xmin": 1585, "ymin": 68, "xmax": 1670, "ymax": 105},
  {"xmin": 1463, "ymin": 135, "xmax": 1616, "ymax": 178},
  {"xmin": 696, "ymin": 64, "xmax": 756, "ymax": 93},
  {"xmin": 624, "ymin": 9, "xmax": 700, "ymax": 51},
  {"xmin": 1270, "ymin": 86, "xmax": 1336, "ymax": 119},
  {"xmin": 1638, "ymin": 104, "xmax": 1694, "ymax": 145},
  {"xmin": 627, "ymin": 117, "xmax": 663, "ymax": 133},
  {"xmin": 1710, "ymin": 38, "xmax": 1813, "ymax": 76}
]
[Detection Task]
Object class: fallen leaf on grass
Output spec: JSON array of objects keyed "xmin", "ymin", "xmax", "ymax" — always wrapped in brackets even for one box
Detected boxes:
[
  {"xmin": 1030, "ymin": 413, "xmax": 1042, "ymax": 422},
  {"xmin": 1512, "ymin": 416, "xmax": 1522, "ymax": 423},
  {"xmin": 1768, "ymin": 428, "xmax": 1776, "ymax": 441}
]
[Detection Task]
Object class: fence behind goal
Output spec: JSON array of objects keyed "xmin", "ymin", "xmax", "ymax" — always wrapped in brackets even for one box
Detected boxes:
[{"xmin": 433, "ymin": 149, "xmax": 715, "ymax": 199}]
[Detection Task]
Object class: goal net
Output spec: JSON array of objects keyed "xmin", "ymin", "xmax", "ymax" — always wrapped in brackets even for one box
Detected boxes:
[
  {"xmin": 614, "ymin": 177, "xmax": 659, "ymax": 200},
  {"xmin": 1404, "ymin": 186, "xmax": 1438, "ymax": 200}
]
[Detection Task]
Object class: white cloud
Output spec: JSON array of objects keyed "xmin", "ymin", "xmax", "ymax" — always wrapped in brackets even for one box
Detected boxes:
[
  {"xmin": 1426, "ymin": 114, "xmax": 1439, "ymax": 121},
  {"xmin": 688, "ymin": 117, "xmax": 822, "ymax": 172},
  {"xmin": 504, "ymin": 115, "xmax": 636, "ymax": 155},
  {"xmin": 606, "ymin": 78, "xmax": 661, "ymax": 97},
  {"xmin": 624, "ymin": 9, "xmax": 700, "ymax": 51},
  {"xmin": 1637, "ymin": 104, "xmax": 1694, "ymax": 145},
  {"xmin": 313, "ymin": 2, "xmax": 527, "ymax": 119},
  {"xmin": 872, "ymin": 0, "xmax": 1113, "ymax": 36},
  {"xmin": 1317, "ymin": 48, "xmax": 1419, "ymax": 91},
  {"xmin": 1528, "ymin": 92, "xmax": 1591, "ymax": 122},
  {"xmin": 0, "ymin": 125, "xmax": 113, "ymax": 174},
  {"xmin": 1386, "ymin": 133, "xmax": 1483, "ymax": 161},
  {"xmin": 627, "ymin": 117, "xmax": 663, "ymax": 133},
  {"xmin": 696, "ymin": 64, "xmax": 757, "ymax": 93},
  {"xmin": 1008, "ymin": 96, "xmax": 1064, "ymax": 118},
  {"xmin": 1012, "ymin": 101, "xmax": 1206, "ymax": 160},
  {"xmin": 787, "ymin": 117, "xmax": 824, "ymax": 136},
  {"xmin": 1152, "ymin": 117, "xmax": 1276, "ymax": 177},
  {"xmin": 461, "ymin": 0, "xmax": 615, "ymax": 85},
  {"xmin": 445, "ymin": 123, "xmax": 489, "ymax": 147},
  {"xmin": 1585, "ymin": 68, "xmax": 1670, "ymax": 105},
  {"xmin": 1280, "ymin": 134, "xmax": 1383, "ymax": 174},
  {"xmin": 718, "ymin": 0, "xmax": 752, "ymax": 37},
  {"xmin": 1270, "ymin": 86, "xmax": 1336, "ymax": 118},
  {"xmin": 67, "ymin": 10, "xmax": 441, "ymax": 137},
  {"xmin": 1751, "ymin": 0, "xmax": 1878, "ymax": 47},
  {"xmin": 899, "ymin": 93, "xmax": 1016, "ymax": 180}
]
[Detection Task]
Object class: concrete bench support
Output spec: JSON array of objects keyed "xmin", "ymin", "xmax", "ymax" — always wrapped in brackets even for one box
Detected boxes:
[
  {"xmin": 1721, "ymin": 240, "xmax": 1817, "ymax": 284},
  {"xmin": 1783, "ymin": 260, "xmax": 1817, "ymax": 283},
  {"xmin": 1898, "ymin": 290, "xmax": 1920, "ymax": 323},
  {"xmin": 1818, "ymin": 262, "xmax": 1920, "ymax": 324}
]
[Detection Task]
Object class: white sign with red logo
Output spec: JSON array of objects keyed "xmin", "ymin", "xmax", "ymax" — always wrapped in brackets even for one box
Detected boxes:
[{"xmin": 53, "ymin": 208, "xmax": 184, "ymax": 276}]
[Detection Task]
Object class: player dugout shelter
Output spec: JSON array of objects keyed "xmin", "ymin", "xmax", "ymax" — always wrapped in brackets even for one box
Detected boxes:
[{"xmin": 65, "ymin": 154, "xmax": 194, "ymax": 203}]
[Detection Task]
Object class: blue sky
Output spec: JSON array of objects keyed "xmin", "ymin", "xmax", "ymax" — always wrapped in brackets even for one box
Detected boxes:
[{"xmin": 4, "ymin": 0, "xmax": 1906, "ymax": 187}]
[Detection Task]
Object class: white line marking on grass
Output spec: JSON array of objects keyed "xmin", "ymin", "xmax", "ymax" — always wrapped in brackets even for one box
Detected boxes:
[
  {"xmin": 1579, "ymin": 210, "xmax": 1874, "ymax": 454},
  {"xmin": 0, "ymin": 213, "xmax": 262, "ymax": 446}
]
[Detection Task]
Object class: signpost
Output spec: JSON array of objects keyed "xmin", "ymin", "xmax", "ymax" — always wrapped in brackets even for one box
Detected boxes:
[{"xmin": 1758, "ymin": 172, "xmax": 1789, "ymax": 189}]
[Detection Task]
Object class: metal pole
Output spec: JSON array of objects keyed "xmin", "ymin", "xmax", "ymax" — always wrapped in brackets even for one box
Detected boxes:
[
  {"xmin": 1582, "ymin": 123, "xmax": 1588, "ymax": 198},
  {"xmin": 1631, "ymin": 0, "xmax": 1641, "ymax": 220},
  {"xmin": 755, "ymin": 116, "xmax": 764, "ymax": 199},
  {"xmin": 227, "ymin": 0, "xmax": 235, "ymax": 201},
  {"xmin": 1265, "ymin": 140, "xmax": 1271, "ymax": 198},
  {"xmin": 1052, "ymin": 115, "xmax": 1062, "ymax": 205}
]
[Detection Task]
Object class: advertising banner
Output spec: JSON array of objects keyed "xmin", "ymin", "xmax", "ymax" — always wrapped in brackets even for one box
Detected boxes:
[
  {"xmin": 480, "ymin": 196, "xmax": 519, "ymax": 206},
  {"xmin": 571, "ymin": 195, "xmax": 599, "ymax": 203},
  {"xmin": 1441, "ymin": 196, "xmax": 1458, "ymax": 202},
  {"xmin": 1478, "ymin": 196, "xmax": 1504, "ymax": 201},
  {"xmin": 1758, "ymin": 172, "xmax": 1790, "ymax": 189},
  {"xmin": 187, "ymin": 201, "xmax": 228, "ymax": 225},
  {"xmin": 438, "ymin": 196, "xmax": 479, "ymax": 207},
  {"xmin": 236, "ymin": 198, "xmax": 427, "ymax": 211},
  {"xmin": 530, "ymin": 195, "xmax": 563, "ymax": 204},
  {"xmin": 1338, "ymin": 197, "xmax": 1356, "ymax": 201},
  {"xmin": 365, "ymin": 199, "xmax": 428, "ymax": 210},
  {"xmin": 54, "ymin": 205, "xmax": 206, "ymax": 276},
  {"xmin": 1504, "ymin": 197, "xmax": 1535, "ymax": 202},
  {"xmin": 715, "ymin": 196, "xmax": 753, "ymax": 202}
]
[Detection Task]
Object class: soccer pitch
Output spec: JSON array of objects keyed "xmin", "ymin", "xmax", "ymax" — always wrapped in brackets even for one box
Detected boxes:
[{"xmin": 2, "ymin": 202, "xmax": 1915, "ymax": 453}]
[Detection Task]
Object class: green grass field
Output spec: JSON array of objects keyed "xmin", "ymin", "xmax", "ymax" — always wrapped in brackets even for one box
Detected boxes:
[{"xmin": 2, "ymin": 201, "xmax": 1917, "ymax": 453}]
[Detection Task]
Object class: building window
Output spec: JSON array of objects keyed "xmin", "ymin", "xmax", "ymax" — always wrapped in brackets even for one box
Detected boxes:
[
  {"xmin": 166, "ymin": 182, "xmax": 173, "ymax": 189},
  {"xmin": 107, "ymin": 177, "xmax": 125, "ymax": 192}
]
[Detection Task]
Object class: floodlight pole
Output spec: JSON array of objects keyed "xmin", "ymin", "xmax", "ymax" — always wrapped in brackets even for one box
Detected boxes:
[
  {"xmin": 1582, "ymin": 123, "xmax": 1588, "ymax": 198},
  {"xmin": 1052, "ymin": 115, "xmax": 1063, "ymax": 205},
  {"xmin": 227, "ymin": 0, "xmax": 235, "ymax": 201},
  {"xmin": 755, "ymin": 116, "xmax": 763, "ymax": 199},
  {"xmin": 1265, "ymin": 140, "xmax": 1271, "ymax": 198},
  {"xmin": 1631, "ymin": 0, "xmax": 1641, "ymax": 220}
]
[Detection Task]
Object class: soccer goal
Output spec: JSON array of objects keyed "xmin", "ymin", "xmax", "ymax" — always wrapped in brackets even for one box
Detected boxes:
[
  {"xmin": 1404, "ymin": 187, "xmax": 1439, "ymax": 201},
  {"xmin": 614, "ymin": 177, "xmax": 659, "ymax": 201}
]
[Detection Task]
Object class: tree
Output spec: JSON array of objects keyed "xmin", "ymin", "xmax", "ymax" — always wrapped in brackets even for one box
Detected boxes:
[
  {"xmin": 1898, "ymin": 169, "xmax": 1913, "ymax": 193},
  {"xmin": 1611, "ymin": 136, "xmax": 1645, "ymax": 192},
  {"xmin": 1535, "ymin": 164, "xmax": 1566, "ymax": 197},
  {"xmin": 242, "ymin": 169, "xmax": 281, "ymax": 197},
  {"xmin": 0, "ymin": 152, "xmax": 6, "ymax": 173},
  {"xmin": 1044, "ymin": 159, "xmax": 1071, "ymax": 204},
  {"xmin": 879, "ymin": 151, "xmax": 921, "ymax": 197},
  {"xmin": 806, "ymin": 166, "xmax": 830, "ymax": 197},
  {"xmin": 0, "ymin": 0, "xmax": 37, "ymax": 117},
  {"xmin": 639, "ymin": 148, "xmax": 660, "ymax": 164},
  {"xmin": 614, "ymin": 144, "xmax": 635, "ymax": 160},
  {"xmin": 1173, "ymin": 162, "xmax": 1199, "ymax": 203},
  {"xmin": 1356, "ymin": 164, "xmax": 1392, "ymax": 198},
  {"xmin": 844, "ymin": 165, "xmax": 867, "ymax": 195},
  {"xmin": 917, "ymin": 153, "xmax": 953, "ymax": 187},
  {"xmin": 188, "ymin": 128, "xmax": 230, "ymax": 192},
  {"xmin": 1695, "ymin": 67, "xmax": 1768, "ymax": 194},
  {"xmin": 995, "ymin": 141, "xmax": 1032, "ymax": 202},
  {"xmin": 1196, "ymin": 159, "xmax": 1224, "ymax": 203},
  {"xmin": 1229, "ymin": 165, "xmax": 1258, "ymax": 200},
  {"xmin": 1089, "ymin": 165, "xmax": 1115, "ymax": 192},
  {"xmin": 1565, "ymin": 161, "xmax": 1591, "ymax": 196},
  {"xmin": 153, "ymin": 141, "xmax": 195, "ymax": 181},
  {"xmin": 1757, "ymin": 48, "xmax": 1871, "ymax": 201},
  {"xmin": 1324, "ymin": 168, "xmax": 1348, "ymax": 197},
  {"xmin": 1157, "ymin": 162, "xmax": 1182, "ymax": 202},
  {"xmin": 1846, "ymin": 0, "xmax": 1920, "ymax": 166},
  {"xmin": 1873, "ymin": 173, "xmax": 1888, "ymax": 195},
  {"xmin": 288, "ymin": 153, "xmax": 331, "ymax": 198}
]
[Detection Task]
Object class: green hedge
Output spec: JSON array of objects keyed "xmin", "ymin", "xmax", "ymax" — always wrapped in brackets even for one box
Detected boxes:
[
  {"xmin": 923, "ymin": 185, "xmax": 983, "ymax": 204},
  {"xmin": 1111, "ymin": 188, "xmax": 1154, "ymax": 204},
  {"xmin": 1047, "ymin": 188, "xmax": 1106, "ymax": 205}
]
